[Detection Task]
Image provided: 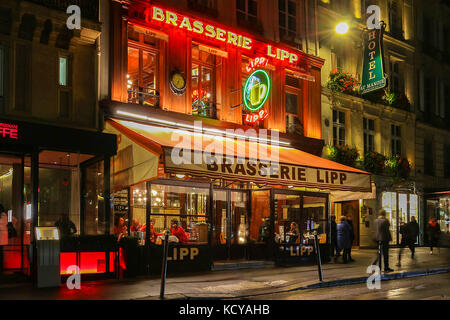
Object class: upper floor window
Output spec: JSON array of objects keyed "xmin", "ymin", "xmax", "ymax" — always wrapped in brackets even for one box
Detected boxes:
[
  {"xmin": 391, "ymin": 124, "xmax": 401, "ymax": 156},
  {"xmin": 424, "ymin": 140, "xmax": 434, "ymax": 176},
  {"xmin": 389, "ymin": 0, "xmax": 403, "ymax": 38},
  {"xmin": 332, "ymin": 110, "xmax": 345, "ymax": 146},
  {"xmin": 191, "ymin": 43, "xmax": 218, "ymax": 118},
  {"xmin": 363, "ymin": 117, "xmax": 375, "ymax": 154},
  {"xmin": 285, "ymin": 70, "xmax": 303, "ymax": 135},
  {"xmin": 389, "ymin": 60, "xmax": 402, "ymax": 93},
  {"xmin": 279, "ymin": 0, "xmax": 297, "ymax": 40},
  {"xmin": 0, "ymin": 45, "xmax": 4, "ymax": 98},
  {"xmin": 424, "ymin": 76, "xmax": 435, "ymax": 115},
  {"xmin": 127, "ymin": 26, "xmax": 160, "ymax": 107},
  {"xmin": 58, "ymin": 55, "xmax": 72, "ymax": 118},
  {"xmin": 189, "ymin": 0, "xmax": 217, "ymax": 9},
  {"xmin": 236, "ymin": 0, "xmax": 258, "ymax": 26}
]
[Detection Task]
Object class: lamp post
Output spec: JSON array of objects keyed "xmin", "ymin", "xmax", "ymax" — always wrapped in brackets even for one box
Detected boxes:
[{"xmin": 335, "ymin": 22, "xmax": 349, "ymax": 35}]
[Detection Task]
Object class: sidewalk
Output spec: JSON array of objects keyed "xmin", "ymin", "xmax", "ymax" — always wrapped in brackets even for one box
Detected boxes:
[{"xmin": 0, "ymin": 247, "xmax": 448, "ymax": 300}]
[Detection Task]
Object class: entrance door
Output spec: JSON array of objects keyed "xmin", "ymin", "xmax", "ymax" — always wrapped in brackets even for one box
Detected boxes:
[
  {"xmin": 212, "ymin": 189, "xmax": 249, "ymax": 261},
  {"xmin": 0, "ymin": 153, "xmax": 30, "ymax": 276}
]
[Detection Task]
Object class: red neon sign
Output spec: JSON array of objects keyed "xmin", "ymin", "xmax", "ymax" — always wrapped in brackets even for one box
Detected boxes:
[
  {"xmin": 246, "ymin": 57, "xmax": 269, "ymax": 73},
  {"xmin": 0, "ymin": 123, "xmax": 18, "ymax": 139},
  {"xmin": 244, "ymin": 109, "xmax": 269, "ymax": 124},
  {"xmin": 129, "ymin": 5, "xmax": 301, "ymax": 67}
]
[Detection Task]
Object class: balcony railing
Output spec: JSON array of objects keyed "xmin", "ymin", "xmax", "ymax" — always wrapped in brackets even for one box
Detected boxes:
[{"xmin": 26, "ymin": 0, "xmax": 99, "ymax": 21}]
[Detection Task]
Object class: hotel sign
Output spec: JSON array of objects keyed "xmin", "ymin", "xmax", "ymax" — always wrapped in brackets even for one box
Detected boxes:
[
  {"xmin": 360, "ymin": 28, "xmax": 386, "ymax": 94},
  {"xmin": 163, "ymin": 148, "xmax": 371, "ymax": 192},
  {"xmin": 0, "ymin": 122, "xmax": 19, "ymax": 140}
]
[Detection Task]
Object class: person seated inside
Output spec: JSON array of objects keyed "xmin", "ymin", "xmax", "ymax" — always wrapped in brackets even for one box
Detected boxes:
[
  {"xmin": 287, "ymin": 221, "xmax": 299, "ymax": 244},
  {"xmin": 170, "ymin": 219, "xmax": 189, "ymax": 244},
  {"xmin": 114, "ymin": 217, "xmax": 128, "ymax": 241},
  {"xmin": 55, "ymin": 213, "xmax": 77, "ymax": 237},
  {"xmin": 130, "ymin": 219, "xmax": 141, "ymax": 232},
  {"xmin": 139, "ymin": 219, "xmax": 162, "ymax": 243}
]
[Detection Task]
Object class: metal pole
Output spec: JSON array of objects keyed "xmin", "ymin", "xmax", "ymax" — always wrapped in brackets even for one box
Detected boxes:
[
  {"xmin": 378, "ymin": 241, "xmax": 382, "ymax": 271},
  {"xmin": 160, "ymin": 230, "xmax": 170, "ymax": 300},
  {"xmin": 314, "ymin": 232, "xmax": 323, "ymax": 282}
]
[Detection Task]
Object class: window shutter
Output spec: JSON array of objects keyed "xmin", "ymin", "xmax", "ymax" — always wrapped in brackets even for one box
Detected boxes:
[
  {"xmin": 435, "ymin": 79, "xmax": 440, "ymax": 116},
  {"xmin": 419, "ymin": 70, "xmax": 424, "ymax": 112},
  {"xmin": 440, "ymin": 81, "xmax": 445, "ymax": 118}
]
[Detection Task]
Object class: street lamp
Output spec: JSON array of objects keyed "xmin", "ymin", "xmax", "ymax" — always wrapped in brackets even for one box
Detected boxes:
[{"xmin": 335, "ymin": 22, "xmax": 349, "ymax": 35}]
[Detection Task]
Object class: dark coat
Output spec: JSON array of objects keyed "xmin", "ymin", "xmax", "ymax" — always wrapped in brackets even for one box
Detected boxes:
[
  {"xmin": 337, "ymin": 221, "xmax": 352, "ymax": 250},
  {"xmin": 405, "ymin": 221, "xmax": 419, "ymax": 243},
  {"xmin": 427, "ymin": 221, "xmax": 441, "ymax": 241},
  {"xmin": 330, "ymin": 220, "xmax": 337, "ymax": 243},
  {"xmin": 346, "ymin": 219, "xmax": 355, "ymax": 242},
  {"xmin": 373, "ymin": 216, "xmax": 392, "ymax": 242}
]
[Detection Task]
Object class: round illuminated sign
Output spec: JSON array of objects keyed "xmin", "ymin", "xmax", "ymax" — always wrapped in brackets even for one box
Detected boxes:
[{"xmin": 243, "ymin": 69, "xmax": 271, "ymax": 112}]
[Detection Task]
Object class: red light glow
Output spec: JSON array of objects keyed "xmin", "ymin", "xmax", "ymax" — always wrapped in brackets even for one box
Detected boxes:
[
  {"xmin": 60, "ymin": 252, "xmax": 116, "ymax": 275},
  {"xmin": 244, "ymin": 109, "xmax": 269, "ymax": 124},
  {"xmin": 0, "ymin": 122, "xmax": 18, "ymax": 139}
]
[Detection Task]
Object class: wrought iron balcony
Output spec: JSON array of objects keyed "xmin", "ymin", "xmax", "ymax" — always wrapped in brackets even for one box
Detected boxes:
[{"xmin": 26, "ymin": 0, "xmax": 99, "ymax": 22}]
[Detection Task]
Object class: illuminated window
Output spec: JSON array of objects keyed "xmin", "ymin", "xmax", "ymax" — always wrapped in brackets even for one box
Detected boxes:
[
  {"xmin": 332, "ymin": 110, "xmax": 345, "ymax": 146},
  {"xmin": 279, "ymin": 0, "xmax": 297, "ymax": 39},
  {"xmin": 391, "ymin": 124, "xmax": 401, "ymax": 156},
  {"xmin": 236, "ymin": 0, "xmax": 258, "ymax": 26},
  {"xmin": 363, "ymin": 117, "xmax": 375, "ymax": 154},
  {"xmin": 191, "ymin": 43, "xmax": 217, "ymax": 118},
  {"xmin": 127, "ymin": 25, "xmax": 159, "ymax": 107},
  {"xmin": 58, "ymin": 55, "xmax": 71, "ymax": 118}
]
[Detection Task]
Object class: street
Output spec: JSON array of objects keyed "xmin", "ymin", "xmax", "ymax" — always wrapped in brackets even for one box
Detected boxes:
[{"xmin": 245, "ymin": 273, "xmax": 450, "ymax": 300}]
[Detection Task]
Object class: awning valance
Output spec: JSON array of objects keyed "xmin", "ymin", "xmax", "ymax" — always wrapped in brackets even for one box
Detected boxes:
[{"xmin": 106, "ymin": 119, "xmax": 372, "ymax": 192}]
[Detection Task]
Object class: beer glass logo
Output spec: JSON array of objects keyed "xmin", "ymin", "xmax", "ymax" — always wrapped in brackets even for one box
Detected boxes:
[{"xmin": 243, "ymin": 69, "xmax": 271, "ymax": 111}]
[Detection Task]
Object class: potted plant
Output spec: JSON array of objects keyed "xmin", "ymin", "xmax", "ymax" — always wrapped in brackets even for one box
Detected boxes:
[
  {"xmin": 326, "ymin": 69, "xmax": 360, "ymax": 95},
  {"xmin": 327, "ymin": 145, "xmax": 360, "ymax": 167},
  {"xmin": 363, "ymin": 151, "xmax": 386, "ymax": 175}
]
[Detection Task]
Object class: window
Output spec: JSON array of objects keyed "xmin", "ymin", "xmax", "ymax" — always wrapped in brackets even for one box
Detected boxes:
[
  {"xmin": 83, "ymin": 160, "xmax": 106, "ymax": 235},
  {"xmin": 236, "ymin": 0, "xmax": 258, "ymax": 26},
  {"xmin": 150, "ymin": 184, "xmax": 209, "ymax": 244},
  {"xmin": 445, "ymin": 147, "xmax": 450, "ymax": 179},
  {"xmin": 127, "ymin": 26, "xmax": 159, "ymax": 107},
  {"xmin": 279, "ymin": 0, "xmax": 297, "ymax": 39},
  {"xmin": 424, "ymin": 140, "xmax": 434, "ymax": 176},
  {"xmin": 332, "ymin": 110, "xmax": 345, "ymax": 146},
  {"xmin": 189, "ymin": 0, "xmax": 217, "ymax": 9},
  {"xmin": 363, "ymin": 118, "xmax": 375, "ymax": 154},
  {"xmin": 389, "ymin": 0, "xmax": 402, "ymax": 38},
  {"xmin": 285, "ymin": 70, "xmax": 303, "ymax": 135},
  {"xmin": 191, "ymin": 43, "xmax": 217, "ymax": 118},
  {"xmin": 391, "ymin": 124, "xmax": 401, "ymax": 156},
  {"xmin": 424, "ymin": 76, "xmax": 435, "ymax": 115},
  {"xmin": 58, "ymin": 55, "xmax": 71, "ymax": 118},
  {"xmin": 389, "ymin": 60, "xmax": 402, "ymax": 93},
  {"xmin": 15, "ymin": 43, "xmax": 30, "ymax": 112}
]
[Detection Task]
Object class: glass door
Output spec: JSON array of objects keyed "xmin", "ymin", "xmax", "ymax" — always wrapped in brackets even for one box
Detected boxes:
[
  {"xmin": 0, "ymin": 153, "xmax": 30, "ymax": 276},
  {"xmin": 212, "ymin": 189, "xmax": 249, "ymax": 261}
]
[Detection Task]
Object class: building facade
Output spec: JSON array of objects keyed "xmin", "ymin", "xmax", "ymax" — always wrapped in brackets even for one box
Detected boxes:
[
  {"xmin": 0, "ymin": 0, "xmax": 116, "ymax": 281},
  {"xmin": 99, "ymin": 0, "xmax": 372, "ymax": 273},
  {"xmin": 318, "ymin": 0, "xmax": 449, "ymax": 248}
]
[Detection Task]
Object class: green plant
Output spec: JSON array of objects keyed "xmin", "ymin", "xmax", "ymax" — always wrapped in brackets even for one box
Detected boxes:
[
  {"xmin": 326, "ymin": 69, "xmax": 360, "ymax": 94},
  {"xmin": 363, "ymin": 151, "xmax": 386, "ymax": 175},
  {"xmin": 327, "ymin": 145, "xmax": 360, "ymax": 167},
  {"xmin": 385, "ymin": 154, "xmax": 411, "ymax": 179}
]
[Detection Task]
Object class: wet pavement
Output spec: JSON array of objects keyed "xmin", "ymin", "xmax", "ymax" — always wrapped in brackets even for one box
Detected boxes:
[
  {"xmin": 0, "ymin": 247, "xmax": 448, "ymax": 300},
  {"xmin": 244, "ymin": 273, "xmax": 450, "ymax": 300}
]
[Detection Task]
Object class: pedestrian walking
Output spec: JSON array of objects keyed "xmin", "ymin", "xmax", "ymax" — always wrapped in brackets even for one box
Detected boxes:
[
  {"xmin": 427, "ymin": 217, "xmax": 441, "ymax": 255},
  {"xmin": 396, "ymin": 219, "xmax": 407, "ymax": 266},
  {"xmin": 372, "ymin": 210, "xmax": 394, "ymax": 273},
  {"xmin": 336, "ymin": 216, "xmax": 352, "ymax": 263},
  {"xmin": 346, "ymin": 215, "xmax": 355, "ymax": 262},
  {"xmin": 405, "ymin": 216, "xmax": 419, "ymax": 258},
  {"xmin": 330, "ymin": 215, "xmax": 338, "ymax": 258}
]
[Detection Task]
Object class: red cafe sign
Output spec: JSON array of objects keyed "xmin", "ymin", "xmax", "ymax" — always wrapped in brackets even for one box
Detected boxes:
[
  {"xmin": 129, "ymin": 5, "xmax": 300, "ymax": 66},
  {"xmin": 0, "ymin": 122, "xmax": 18, "ymax": 139}
]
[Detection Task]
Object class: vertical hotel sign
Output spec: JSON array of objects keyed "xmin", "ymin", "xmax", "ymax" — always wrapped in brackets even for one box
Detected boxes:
[{"xmin": 360, "ymin": 27, "xmax": 386, "ymax": 94}]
